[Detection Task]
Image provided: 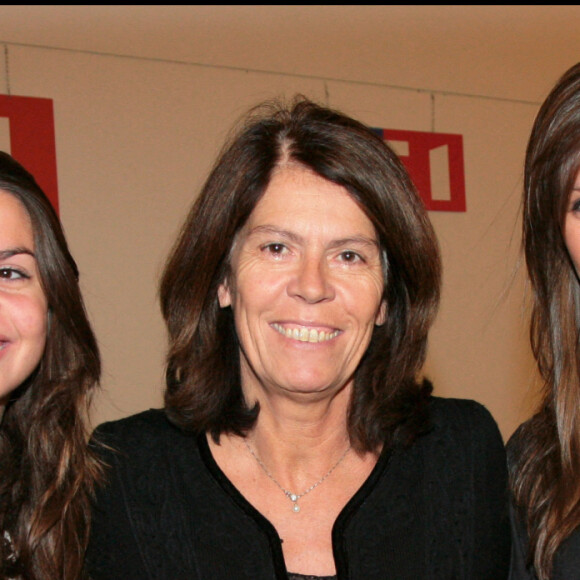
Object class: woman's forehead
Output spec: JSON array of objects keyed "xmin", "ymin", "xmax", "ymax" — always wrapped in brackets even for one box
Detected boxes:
[{"xmin": 0, "ymin": 190, "xmax": 34, "ymax": 253}]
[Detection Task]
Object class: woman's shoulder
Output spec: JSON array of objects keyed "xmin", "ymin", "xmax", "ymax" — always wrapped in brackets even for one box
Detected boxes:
[
  {"xmin": 505, "ymin": 417, "xmax": 533, "ymax": 461},
  {"xmin": 90, "ymin": 408, "xmax": 194, "ymax": 460},
  {"xmin": 428, "ymin": 395, "xmax": 501, "ymax": 433},
  {"xmin": 422, "ymin": 395, "xmax": 505, "ymax": 457},
  {"xmin": 505, "ymin": 413, "xmax": 549, "ymax": 477},
  {"xmin": 92, "ymin": 407, "xmax": 174, "ymax": 437}
]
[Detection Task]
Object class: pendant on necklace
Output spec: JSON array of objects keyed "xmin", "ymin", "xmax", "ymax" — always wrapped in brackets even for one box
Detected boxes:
[
  {"xmin": 289, "ymin": 493, "xmax": 300, "ymax": 512},
  {"xmin": 244, "ymin": 440, "xmax": 351, "ymax": 515}
]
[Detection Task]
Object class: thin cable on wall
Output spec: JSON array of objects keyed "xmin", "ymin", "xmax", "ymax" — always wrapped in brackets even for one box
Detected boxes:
[
  {"xmin": 431, "ymin": 93, "xmax": 435, "ymax": 132},
  {"xmin": 0, "ymin": 39, "xmax": 541, "ymax": 107},
  {"xmin": 3, "ymin": 44, "xmax": 11, "ymax": 96}
]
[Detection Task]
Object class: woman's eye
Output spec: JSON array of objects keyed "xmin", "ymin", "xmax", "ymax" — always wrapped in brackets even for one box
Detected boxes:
[
  {"xmin": 339, "ymin": 251, "xmax": 363, "ymax": 263},
  {"xmin": 262, "ymin": 243, "xmax": 287, "ymax": 256},
  {"xmin": 572, "ymin": 199, "xmax": 580, "ymax": 213},
  {"xmin": 0, "ymin": 267, "xmax": 28, "ymax": 280}
]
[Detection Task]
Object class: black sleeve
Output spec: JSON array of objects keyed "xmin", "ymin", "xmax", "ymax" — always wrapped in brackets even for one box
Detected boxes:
[
  {"xmin": 85, "ymin": 421, "xmax": 152, "ymax": 580},
  {"xmin": 508, "ymin": 501, "xmax": 537, "ymax": 580},
  {"xmin": 506, "ymin": 424, "xmax": 538, "ymax": 580},
  {"xmin": 462, "ymin": 400, "xmax": 511, "ymax": 579}
]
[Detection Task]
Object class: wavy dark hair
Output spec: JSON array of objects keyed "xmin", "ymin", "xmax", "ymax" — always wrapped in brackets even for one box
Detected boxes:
[
  {"xmin": 160, "ymin": 96, "xmax": 441, "ymax": 453},
  {"xmin": 509, "ymin": 62, "xmax": 580, "ymax": 579},
  {"xmin": 0, "ymin": 152, "xmax": 101, "ymax": 580}
]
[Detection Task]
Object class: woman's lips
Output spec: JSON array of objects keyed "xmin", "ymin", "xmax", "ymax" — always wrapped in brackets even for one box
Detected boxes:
[{"xmin": 271, "ymin": 322, "xmax": 340, "ymax": 343}]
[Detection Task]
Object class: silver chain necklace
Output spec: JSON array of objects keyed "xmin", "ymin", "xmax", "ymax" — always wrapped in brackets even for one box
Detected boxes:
[{"xmin": 244, "ymin": 439, "xmax": 351, "ymax": 513}]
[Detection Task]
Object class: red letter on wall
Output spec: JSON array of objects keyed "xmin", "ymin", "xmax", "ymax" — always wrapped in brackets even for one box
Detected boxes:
[
  {"xmin": 374, "ymin": 128, "xmax": 466, "ymax": 212},
  {"xmin": 0, "ymin": 95, "xmax": 59, "ymax": 213}
]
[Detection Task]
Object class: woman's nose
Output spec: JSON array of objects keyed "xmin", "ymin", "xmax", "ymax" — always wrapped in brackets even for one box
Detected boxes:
[{"xmin": 287, "ymin": 255, "xmax": 335, "ymax": 303}]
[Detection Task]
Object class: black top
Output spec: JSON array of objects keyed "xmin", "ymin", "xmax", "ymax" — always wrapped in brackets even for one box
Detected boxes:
[
  {"xmin": 85, "ymin": 397, "xmax": 510, "ymax": 579},
  {"xmin": 288, "ymin": 575, "xmax": 335, "ymax": 580},
  {"xmin": 507, "ymin": 427, "xmax": 580, "ymax": 579}
]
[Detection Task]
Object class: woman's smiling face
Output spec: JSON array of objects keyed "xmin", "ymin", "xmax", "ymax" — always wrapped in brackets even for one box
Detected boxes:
[
  {"xmin": 0, "ymin": 191, "xmax": 48, "ymax": 405},
  {"xmin": 218, "ymin": 165, "xmax": 386, "ymax": 403}
]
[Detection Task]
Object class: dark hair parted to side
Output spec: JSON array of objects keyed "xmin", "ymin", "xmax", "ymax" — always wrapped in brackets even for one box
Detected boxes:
[
  {"xmin": 0, "ymin": 152, "xmax": 101, "ymax": 580},
  {"xmin": 160, "ymin": 96, "xmax": 441, "ymax": 453},
  {"xmin": 510, "ymin": 62, "xmax": 580, "ymax": 580}
]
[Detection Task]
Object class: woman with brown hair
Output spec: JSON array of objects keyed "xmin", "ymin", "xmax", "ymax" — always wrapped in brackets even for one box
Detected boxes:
[
  {"xmin": 509, "ymin": 61, "xmax": 580, "ymax": 580},
  {"xmin": 87, "ymin": 96, "xmax": 510, "ymax": 579},
  {"xmin": 0, "ymin": 152, "xmax": 101, "ymax": 579}
]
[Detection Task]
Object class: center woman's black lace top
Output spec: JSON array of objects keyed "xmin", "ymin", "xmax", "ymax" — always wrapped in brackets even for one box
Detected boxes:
[{"xmin": 86, "ymin": 398, "xmax": 510, "ymax": 579}]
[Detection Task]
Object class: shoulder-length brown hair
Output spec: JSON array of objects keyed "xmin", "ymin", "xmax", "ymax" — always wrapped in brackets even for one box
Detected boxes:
[
  {"xmin": 160, "ymin": 96, "xmax": 441, "ymax": 453},
  {"xmin": 0, "ymin": 152, "xmax": 101, "ymax": 580},
  {"xmin": 510, "ymin": 61, "xmax": 580, "ymax": 579}
]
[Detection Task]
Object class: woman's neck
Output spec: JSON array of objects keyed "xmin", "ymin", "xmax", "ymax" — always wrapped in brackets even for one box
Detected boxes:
[{"xmin": 245, "ymin": 389, "xmax": 352, "ymax": 472}]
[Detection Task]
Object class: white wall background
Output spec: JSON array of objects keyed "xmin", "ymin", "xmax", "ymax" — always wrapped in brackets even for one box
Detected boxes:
[{"xmin": 2, "ymin": 5, "xmax": 579, "ymax": 439}]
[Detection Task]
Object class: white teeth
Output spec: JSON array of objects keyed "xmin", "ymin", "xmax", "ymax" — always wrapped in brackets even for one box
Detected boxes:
[{"xmin": 272, "ymin": 324, "xmax": 339, "ymax": 343}]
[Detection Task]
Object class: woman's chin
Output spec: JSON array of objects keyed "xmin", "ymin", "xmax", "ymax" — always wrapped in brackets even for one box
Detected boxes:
[{"xmin": 276, "ymin": 378, "xmax": 352, "ymax": 400}]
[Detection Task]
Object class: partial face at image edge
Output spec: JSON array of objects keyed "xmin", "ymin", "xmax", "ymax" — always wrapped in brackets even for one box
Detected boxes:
[{"xmin": 0, "ymin": 190, "xmax": 48, "ymax": 406}]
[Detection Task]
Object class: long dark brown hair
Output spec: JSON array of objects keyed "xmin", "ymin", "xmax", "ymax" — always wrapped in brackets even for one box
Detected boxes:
[
  {"xmin": 0, "ymin": 152, "xmax": 101, "ymax": 579},
  {"xmin": 509, "ymin": 62, "xmax": 580, "ymax": 579},
  {"xmin": 160, "ymin": 96, "xmax": 441, "ymax": 453}
]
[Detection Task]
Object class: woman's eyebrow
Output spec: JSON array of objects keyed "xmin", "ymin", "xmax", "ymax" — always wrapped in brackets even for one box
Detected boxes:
[
  {"xmin": 248, "ymin": 225, "xmax": 303, "ymax": 244},
  {"xmin": 328, "ymin": 236, "xmax": 379, "ymax": 249},
  {"xmin": 248, "ymin": 226, "xmax": 378, "ymax": 248},
  {"xmin": 0, "ymin": 247, "xmax": 35, "ymax": 260}
]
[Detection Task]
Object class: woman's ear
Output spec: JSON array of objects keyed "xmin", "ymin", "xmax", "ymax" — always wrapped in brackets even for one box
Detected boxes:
[
  {"xmin": 217, "ymin": 281, "xmax": 232, "ymax": 308},
  {"xmin": 375, "ymin": 301, "xmax": 387, "ymax": 326}
]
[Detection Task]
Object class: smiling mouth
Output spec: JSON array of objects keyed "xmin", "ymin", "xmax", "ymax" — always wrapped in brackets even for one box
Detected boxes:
[{"xmin": 271, "ymin": 323, "xmax": 340, "ymax": 343}]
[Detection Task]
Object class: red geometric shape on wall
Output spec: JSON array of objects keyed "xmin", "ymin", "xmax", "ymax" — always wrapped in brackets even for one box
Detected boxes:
[
  {"xmin": 374, "ymin": 128, "xmax": 466, "ymax": 212},
  {"xmin": 0, "ymin": 95, "xmax": 59, "ymax": 213}
]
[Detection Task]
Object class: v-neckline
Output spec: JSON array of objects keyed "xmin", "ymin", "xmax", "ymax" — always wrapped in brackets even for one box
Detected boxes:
[{"xmin": 197, "ymin": 432, "xmax": 392, "ymax": 580}]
